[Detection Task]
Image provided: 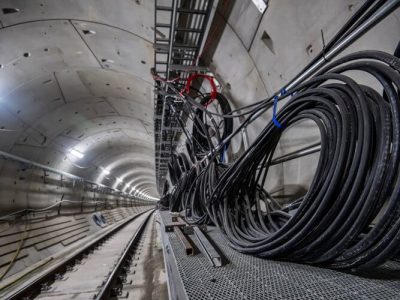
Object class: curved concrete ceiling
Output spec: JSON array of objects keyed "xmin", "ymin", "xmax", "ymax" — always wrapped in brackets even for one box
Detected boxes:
[{"xmin": 0, "ymin": 0, "xmax": 159, "ymax": 198}]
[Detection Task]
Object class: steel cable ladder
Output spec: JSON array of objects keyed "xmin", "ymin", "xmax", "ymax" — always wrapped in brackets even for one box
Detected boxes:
[{"xmin": 153, "ymin": 0, "xmax": 214, "ymax": 191}]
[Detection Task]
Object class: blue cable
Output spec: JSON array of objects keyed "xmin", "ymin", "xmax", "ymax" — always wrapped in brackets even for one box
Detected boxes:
[
  {"xmin": 272, "ymin": 88, "xmax": 287, "ymax": 128},
  {"xmin": 220, "ymin": 144, "xmax": 226, "ymax": 162},
  {"xmin": 272, "ymin": 95, "xmax": 282, "ymax": 128}
]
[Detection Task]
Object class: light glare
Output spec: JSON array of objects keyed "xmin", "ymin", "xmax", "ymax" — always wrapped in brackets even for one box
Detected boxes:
[
  {"xmin": 100, "ymin": 167, "xmax": 110, "ymax": 175},
  {"xmin": 69, "ymin": 148, "xmax": 84, "ymax": 159}
]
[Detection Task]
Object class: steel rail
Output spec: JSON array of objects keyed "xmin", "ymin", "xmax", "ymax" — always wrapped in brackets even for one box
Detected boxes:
[
  {"xmin": 4, "ymin": 208, "xmax": 153, "ymax": 300},
  {"xmin": 94, "ymin": 210, "xmax": 154, "ymax": 299}
]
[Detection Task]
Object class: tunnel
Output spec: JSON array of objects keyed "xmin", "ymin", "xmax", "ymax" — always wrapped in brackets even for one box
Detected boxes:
[{"xmin": 0, "ymin": 0, "xmax": 400, "ymax": 299}]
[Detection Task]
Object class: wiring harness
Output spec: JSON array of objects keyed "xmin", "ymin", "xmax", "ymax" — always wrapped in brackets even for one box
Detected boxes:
[{"xmin": 157, "ymin": 1, "xmax": 400, "ymax": 270}]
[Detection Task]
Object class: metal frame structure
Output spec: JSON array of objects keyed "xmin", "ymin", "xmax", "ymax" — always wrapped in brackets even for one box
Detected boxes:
[{"xmin": 153, "ymin": 0, "xmax": 214, "ymax": 191}]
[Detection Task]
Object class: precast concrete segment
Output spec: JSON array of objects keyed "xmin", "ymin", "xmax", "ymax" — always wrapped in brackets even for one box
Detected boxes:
[{"xmin": 35, "ymin": 210, "xmax": 153, "ymax": 300}]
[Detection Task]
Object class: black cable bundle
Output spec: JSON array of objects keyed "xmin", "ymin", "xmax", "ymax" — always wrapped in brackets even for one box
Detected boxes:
[
  {"xmin": 168, "ymin": 153, "xmax": 196, "ymax": 212},
  {"xmin": 192, "ymin": 93, "xmax": 234, "ymax": 160},
  {"xmin": 159, "ymin": 0, "xmax": 400, "ymax": 270},
  {"xmin": 205, "ymin": 51, "xmax": 400, "ymax": 270},
  {"xmin": 165, "ymin": 92, "xmax": 234, "ymax": 217}
]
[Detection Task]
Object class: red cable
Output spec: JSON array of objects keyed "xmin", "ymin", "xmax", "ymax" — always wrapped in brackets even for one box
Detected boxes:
[{"xmin": 182, "ymin": 74, "xmax": 217, "ymax": 105}]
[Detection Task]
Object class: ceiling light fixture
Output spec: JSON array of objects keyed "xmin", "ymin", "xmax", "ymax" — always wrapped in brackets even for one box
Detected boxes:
[
  {"xmin": 100, "ymin": 167, "xmax": 110, "ymax": 175},
  {"xmin": 69, "ymin": 148, "xmax": 84, "ymax": 159}
]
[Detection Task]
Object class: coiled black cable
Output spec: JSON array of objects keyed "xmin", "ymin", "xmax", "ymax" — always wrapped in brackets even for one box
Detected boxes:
[
  {"xmin": 159, "ymin": 0, "xmax": 400, "ymax": 269},
  {"xmin": 163, "ymin": 50, "xmax": 400, "ymax": 270},
  {"xmin": 202, "ymin": 51, "xmax": 400, "ymax": 270}
]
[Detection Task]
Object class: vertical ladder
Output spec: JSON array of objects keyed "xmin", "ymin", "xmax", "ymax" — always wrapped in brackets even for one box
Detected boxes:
[{"xmin": 153, "ymin": 0, "xmax": 215, "ymax": 190}]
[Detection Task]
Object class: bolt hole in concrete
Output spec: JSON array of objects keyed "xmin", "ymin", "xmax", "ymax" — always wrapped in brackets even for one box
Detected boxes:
[
  {"xmin": 141, "ymin": 60, "xmax": 146, "ymax": 64},
  {"xmin": 261, "ymin": 30, "xmax": 275, "ymax": 54},
  {"xmin": 82, "ymin": 29, "xmax": 96, "ymax": 35},
  {"xmin": 23, "ymin": 52, "xmax": 31, "ymax": 58},
  {"xmin": 306, "ymin": 44, "xmax": 313, "ymax": 54},
  {"xmin": 2, "ymin": 8, "xmax": 20, "ymax": 14},
  {"xmin": 101, "ymin": 58, "xmax": 114, "ymax": 63}
]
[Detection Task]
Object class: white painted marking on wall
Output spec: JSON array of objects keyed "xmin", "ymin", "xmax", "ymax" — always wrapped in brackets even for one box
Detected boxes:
[{"xmin": 252, "ymin": 0, "xmax": 267, "ymax": 13}]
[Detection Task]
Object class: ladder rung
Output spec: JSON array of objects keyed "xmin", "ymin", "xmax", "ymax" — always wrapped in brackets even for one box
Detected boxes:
[
  {"xmin": 174, "ymin": 43, "xmax": 198, "ymax": 49},
  {"xmin": 155, "ymin": 43, "xmax": 198, "ymax": 51},
  {"xmin": 175, "ymin": 27, "xmax": 202, "ymax": 33},
  {"xmin": 155, "ymin": 37, "xmax": 170, "ymax": 43},
  {"xmin": 178, "ymin": 8, "xmax": 207, "ymax": 15},
  {"xmin": 156, "ymin": 5, "xmax": 172, "ymax": 11},
  {"xmin": 155, "ymin": 49, "xmax": 169, "ymax": 54},
  {"xmin": 171, "ymin": 56, "xmax": 196, "ymax": 61},
  {"xmin": 156, "ymin": 23, "xmax": 171, "ymax": 28},
  {"xmin": 157, "ymin": 6, "xmax": 207, "ymax": 15}
]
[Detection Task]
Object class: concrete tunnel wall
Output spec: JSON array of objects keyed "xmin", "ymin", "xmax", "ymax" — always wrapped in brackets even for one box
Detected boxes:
[
  {"xmin": 0, "ymin": 0, "xmax": 159, "ymax": 215},
  {"xmin": 0, "ymin": 0, "xmax": 399, "ymax": 214}
]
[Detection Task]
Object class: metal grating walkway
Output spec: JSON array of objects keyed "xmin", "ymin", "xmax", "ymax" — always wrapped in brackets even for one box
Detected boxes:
[{"xmin": 159, "ymin": 211, "xmax": 400, "ymax": 300}]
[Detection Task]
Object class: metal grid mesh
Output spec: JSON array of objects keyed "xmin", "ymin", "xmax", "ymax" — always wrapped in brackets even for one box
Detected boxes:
[{"xmin": 159, "ymin": 211, "xmax": 400, "ymax": 300}]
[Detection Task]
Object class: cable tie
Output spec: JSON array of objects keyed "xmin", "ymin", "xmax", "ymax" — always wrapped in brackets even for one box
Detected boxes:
[{"xmin": 272, "ymin": 95, "xmax": 282, "ymax": 128}]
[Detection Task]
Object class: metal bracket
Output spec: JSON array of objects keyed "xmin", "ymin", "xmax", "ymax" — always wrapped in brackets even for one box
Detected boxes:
[
  {"xmin": 193, "ymin": 226, "xmax": 222, "ymax": 267},
  {"xmin": 174, "ymin": 227, "xmax": 194, "ymax": 255}
]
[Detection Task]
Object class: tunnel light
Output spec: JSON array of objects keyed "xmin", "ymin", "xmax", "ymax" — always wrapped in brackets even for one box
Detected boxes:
[
  {"xmin": 100, "ymin": 167, "xmax": 110, "ymax": 175},
  {"xmin": 116, "ymin": 177, "xmax": 123, "ymax": 183},
  {"xmin": 69, "ymin": 148, "xmax": 84, "ymax": 159}
]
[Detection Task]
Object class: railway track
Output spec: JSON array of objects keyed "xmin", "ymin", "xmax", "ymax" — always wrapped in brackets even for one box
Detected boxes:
[{"xmin": 4, "ymin": 209, "xmax": 154, "ymax": 300}]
